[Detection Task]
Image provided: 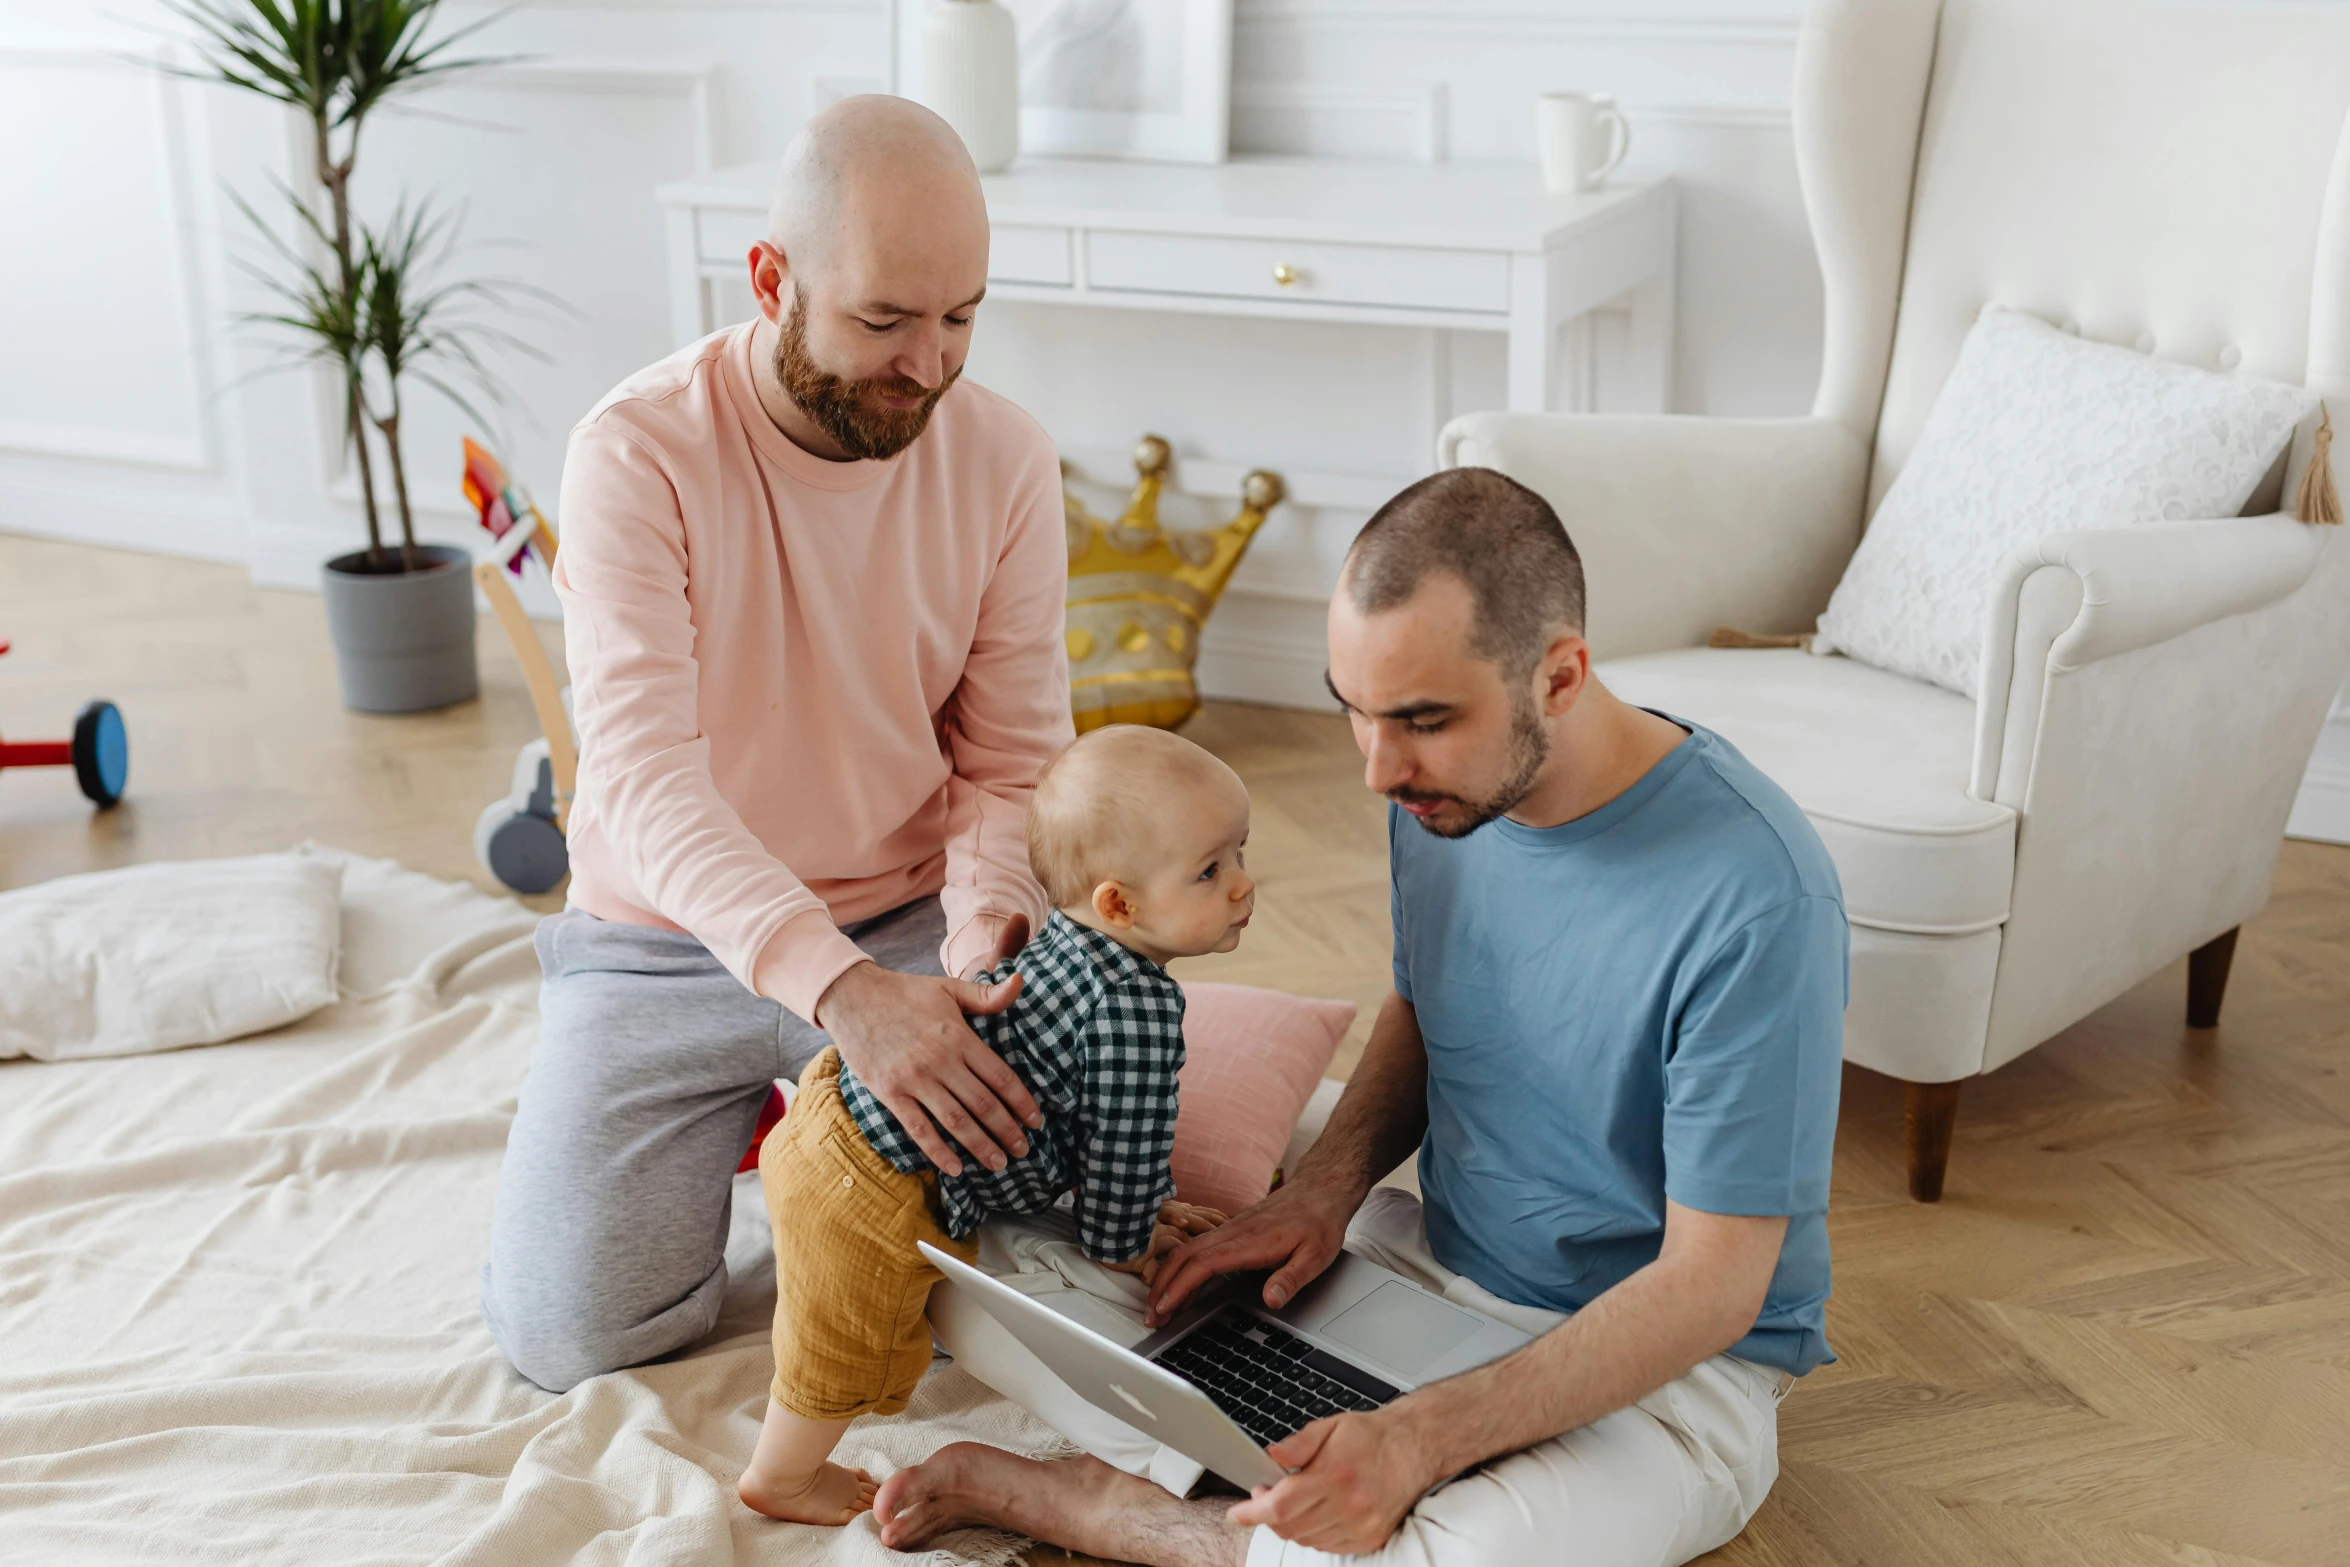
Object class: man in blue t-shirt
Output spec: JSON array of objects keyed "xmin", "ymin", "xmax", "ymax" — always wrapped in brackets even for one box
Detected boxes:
[{"xmin": 875, "ymin": 467, "xmax": 1846, "ymax": 1567}]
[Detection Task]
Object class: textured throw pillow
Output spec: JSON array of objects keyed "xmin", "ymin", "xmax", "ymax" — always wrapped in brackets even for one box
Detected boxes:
[
  {"xmin": 1814, "ymin": 307, "xmax": 2317, "ymax": 697},
  {"xmin": 0, "ymin": 852, "xmax": 344, "ymax": 1061},
  {"xmin": 1171, "ymin": 982, "xmax": 1354, "ymax": 1213}
]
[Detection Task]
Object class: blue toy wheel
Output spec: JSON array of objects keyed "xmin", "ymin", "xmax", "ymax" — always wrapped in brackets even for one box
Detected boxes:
[{"xmin": 71, "ymin": 700, "xmax": 127, "ymax": 808}]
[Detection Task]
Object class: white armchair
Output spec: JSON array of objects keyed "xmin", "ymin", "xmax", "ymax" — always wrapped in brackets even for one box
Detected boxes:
[{"xmin": 1441, "ymin": 0, "xmax": 2350, "ymax": 1200}]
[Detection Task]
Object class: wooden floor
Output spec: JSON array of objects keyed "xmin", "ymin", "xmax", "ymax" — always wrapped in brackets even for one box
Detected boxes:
[
  {"xmin": 0, "ymin": 533, "xmax": 570, "ymax": 911},
  {"xmin": 7, "ymin": 532, "xmax": 2349, "ymax": 1566}
]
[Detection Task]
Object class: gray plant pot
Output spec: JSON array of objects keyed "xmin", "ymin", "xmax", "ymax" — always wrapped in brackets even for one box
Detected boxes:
[{"xmin": 320, "ymin": 544, "xmax": 480, "ymax": 713}]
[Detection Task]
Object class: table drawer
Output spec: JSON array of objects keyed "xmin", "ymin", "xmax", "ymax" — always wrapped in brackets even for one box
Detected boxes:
[
  {"xmin": 696, "ymin": 208, "xmax": 1073, "ymax": 290},
  {"xmin": 989, "ymin": 223, "xmax": 1074, "ymax": 287},
  {"xmin": 1085, "ymin": 230, "xmax": 1509, "ymax": 315}
]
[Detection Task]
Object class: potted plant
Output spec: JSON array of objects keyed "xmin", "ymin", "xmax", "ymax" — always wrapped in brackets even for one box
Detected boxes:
[{"xmin": 180, "ymin": 0, "xmax": 546, "ymax": 713}]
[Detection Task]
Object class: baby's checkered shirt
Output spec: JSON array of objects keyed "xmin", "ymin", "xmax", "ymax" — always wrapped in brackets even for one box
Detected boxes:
[{"xmin": 839, "ymin": 910, "xmax": 1184, "ymax": 1264}]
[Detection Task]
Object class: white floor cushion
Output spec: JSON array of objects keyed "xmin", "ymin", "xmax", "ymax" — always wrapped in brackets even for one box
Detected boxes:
[
  {"xmin": 1604, "ymin": 647, "xmax": 2015, "ymax": 937},
  {"xmin": 0, "ymin": 851, "xmax": 343, "ymax": 1061}
]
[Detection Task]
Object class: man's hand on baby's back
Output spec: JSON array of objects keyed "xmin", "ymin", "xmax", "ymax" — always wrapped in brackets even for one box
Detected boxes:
[
  {"xmin": 814, "ymin": 961, "xmax": 1043, "ymax": 1177},
  {"xmin": 1144, "ymin": 1177, "xmax": 1352, "ymax": 1326}
]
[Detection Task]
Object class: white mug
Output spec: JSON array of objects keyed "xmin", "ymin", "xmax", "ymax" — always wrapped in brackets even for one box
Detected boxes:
[{"xmin": 1538, "ymin": 91, "xmax": 1630, "ymax": 194}]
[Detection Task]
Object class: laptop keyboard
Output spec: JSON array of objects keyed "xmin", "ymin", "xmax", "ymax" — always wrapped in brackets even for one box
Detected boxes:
[{"xmin": 1151, "ymin": 1315, "xmax": 1400, "ymax": 1446}]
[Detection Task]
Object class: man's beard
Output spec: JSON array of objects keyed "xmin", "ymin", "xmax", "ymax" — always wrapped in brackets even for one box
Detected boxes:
[
  {"xmin": 1392, "ymin": 692, "xmax": 1551, "ymax": 839},
  {"xmin": 774, "ymin": 294, "xmax": 959, "ymax": 461}
]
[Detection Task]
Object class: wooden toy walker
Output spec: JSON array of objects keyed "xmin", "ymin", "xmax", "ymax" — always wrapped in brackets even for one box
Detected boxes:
[{"xmin": 463, "ymin": 439, "xmax": 575, "ymax": 894}]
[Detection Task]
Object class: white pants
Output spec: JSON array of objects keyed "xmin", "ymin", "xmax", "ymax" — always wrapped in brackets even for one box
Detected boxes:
[{"xmin": 931, "ymin": 1187, "xmax": 1790, "ymax": 1567}]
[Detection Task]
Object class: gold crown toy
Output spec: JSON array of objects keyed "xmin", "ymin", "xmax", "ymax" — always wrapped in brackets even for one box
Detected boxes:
[{"xmin": 1064, "ymin": 436, "xmax": 1285, "ymax": 732}]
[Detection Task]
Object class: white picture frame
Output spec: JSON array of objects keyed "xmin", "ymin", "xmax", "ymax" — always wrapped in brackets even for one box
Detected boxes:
[{"xmin": 891, "ymin": 0, "xmax": 1232, "ymax": 165}]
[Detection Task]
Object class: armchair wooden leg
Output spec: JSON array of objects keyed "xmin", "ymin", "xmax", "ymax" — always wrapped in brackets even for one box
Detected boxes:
[
  {"xmin": 1905, "ymin": 1080, "xmax": 1963, "ymax": 1203},
  {"xmin": 2187, "ymin": 927, "xmax": 2240, "ymax": 1029}
]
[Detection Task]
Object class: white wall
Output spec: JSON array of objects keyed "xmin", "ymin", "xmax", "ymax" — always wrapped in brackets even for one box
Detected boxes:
[
  {"xmin": 0, "ymin": 0, "xmax": 1819, "ymax": 617},
  {"xmin": 2, "ymin": 0, "xmax": 2342, "ymax": 837},
  {"xmin": 2288, "ymin": 688, "xmax": 2350, "ymax": 844}
]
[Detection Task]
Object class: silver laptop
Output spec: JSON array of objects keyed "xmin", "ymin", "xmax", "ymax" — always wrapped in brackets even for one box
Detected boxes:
[{"xmin": 920, "ymin": 1240, "xmax": 1531, "ymax": 1490}]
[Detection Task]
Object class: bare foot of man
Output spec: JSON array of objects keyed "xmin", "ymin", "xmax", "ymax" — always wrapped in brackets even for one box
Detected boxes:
[
  {"xmin": 875, "ymin": 1444, "xmax": 1243, "ymax": 1566},
  {"xmin": 739, "ymin": 1458, "xmax": 879, "ymax": 1525}
]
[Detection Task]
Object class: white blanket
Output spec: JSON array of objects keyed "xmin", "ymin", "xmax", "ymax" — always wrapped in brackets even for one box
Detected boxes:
[{"xmin": 0, "ymin": 850, "xmax": 1070, "ymax": 1566}]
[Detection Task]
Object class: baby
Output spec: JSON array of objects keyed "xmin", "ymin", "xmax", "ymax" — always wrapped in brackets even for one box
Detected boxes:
[{"xmin": 740, "ymin": 723, "xmax": 1255, "ymax": 1525}]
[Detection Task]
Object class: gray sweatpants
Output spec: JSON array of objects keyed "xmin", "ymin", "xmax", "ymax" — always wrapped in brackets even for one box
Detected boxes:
[{"xmin": 480, "ymin": 897, "xmax": 948, "ymax": 1392}]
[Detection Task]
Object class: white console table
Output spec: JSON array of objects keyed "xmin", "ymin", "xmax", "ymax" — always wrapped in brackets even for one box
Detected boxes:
[{"xmin": 655, "ymin": 157, "xmax": 1676, "ymax": 416}]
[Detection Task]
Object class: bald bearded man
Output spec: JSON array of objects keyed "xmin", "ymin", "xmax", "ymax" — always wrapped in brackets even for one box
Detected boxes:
[{"xmin": 480, "ymin": 97, "xmax": 1073, "ymax": 1392}]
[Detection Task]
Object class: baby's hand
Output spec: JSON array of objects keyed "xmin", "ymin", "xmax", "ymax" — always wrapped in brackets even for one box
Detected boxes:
[
  {"xmin": 1156, "ymin": 1200, "xmax": 1230, "ymax": 1238},
  {"xmin": 1104, "ymin": 1224, "xmax": 1183, "ymax": 1284},
  {"xmin": 1106, "ymin": 1202, "xmax": 1231, "ymax": 1284}
]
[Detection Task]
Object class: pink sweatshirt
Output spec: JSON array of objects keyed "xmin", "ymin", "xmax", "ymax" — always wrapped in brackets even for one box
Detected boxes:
[{"xmin": 554, "ymin": 322, "xmax": 1073, "ymax": 1023}]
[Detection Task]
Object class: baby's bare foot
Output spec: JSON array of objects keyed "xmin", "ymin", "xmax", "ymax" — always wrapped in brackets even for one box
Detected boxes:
[{"xmin": 739, "ymin": 1458, "xmax": 879, "ymax": 1525}]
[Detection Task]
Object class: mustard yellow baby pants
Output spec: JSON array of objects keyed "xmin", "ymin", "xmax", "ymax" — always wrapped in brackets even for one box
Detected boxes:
[{"xmin": 758, "ymin": 1046, "xmax": 978, "ymax": 1420}]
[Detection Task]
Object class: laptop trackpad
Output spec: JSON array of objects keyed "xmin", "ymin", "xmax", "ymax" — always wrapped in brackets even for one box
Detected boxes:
[{"xmin": 1318, "ymin": 1282, "xmax": 1484, "ymax": 1377}]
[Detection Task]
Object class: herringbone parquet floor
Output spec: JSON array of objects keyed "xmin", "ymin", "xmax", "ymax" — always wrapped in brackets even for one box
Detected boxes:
[{"xmin": 6, "ymin": 533, "xmax": 2347, "ymax": 1566}]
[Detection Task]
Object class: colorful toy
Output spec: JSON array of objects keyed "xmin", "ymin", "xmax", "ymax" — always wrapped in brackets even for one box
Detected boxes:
[
  {"xmin": 462, "ymin": 440, "xmax": 576, "ymax": 894},
  {"xmin": 0, "ymin": 640, "xmax": 128, "ymax": 809}
]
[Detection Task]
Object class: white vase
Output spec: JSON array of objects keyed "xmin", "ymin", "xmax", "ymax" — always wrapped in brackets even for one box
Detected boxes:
[{"xmin": 921, "ymin": 0, "xmax": 1019, "ymax": 173}]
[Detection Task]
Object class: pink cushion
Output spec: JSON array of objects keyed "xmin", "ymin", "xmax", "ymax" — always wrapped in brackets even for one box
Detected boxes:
[{"xmin": 1171, "ymin": 982, "xmax": 1354, "ymax": 1213}]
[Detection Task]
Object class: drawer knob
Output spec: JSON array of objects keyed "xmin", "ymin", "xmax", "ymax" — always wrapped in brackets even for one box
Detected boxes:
[{"xmin": 1271, "ymin": 263, "xmax": 1298, "ymax": 287}]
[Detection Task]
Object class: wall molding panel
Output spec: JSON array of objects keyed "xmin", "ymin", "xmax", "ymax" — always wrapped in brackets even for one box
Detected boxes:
[
  {"xmin": 1, "ymin": 478, "xmax": 252, "ymax": 565},
  {"xmin": 0, "ymin": 41, "xmax": 224, "ymax": 477},
  {"xmin": 0, "ymin": 33, "xmax": 248, "ymax": 560},
  {"xmin": 0, "ymin": 421, "xmax": 212, "ymax": 473},
  {"xmin": 1230, "ymin": 80, "xmax": 1450, "ymax": 163},
  {"xmin": 1196, "ymin": 609, "xmax": 1339, "ymax": 711},
  {"xmin": 476, "ymin": 59, "xmax": 725, "ymax": 174}
]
